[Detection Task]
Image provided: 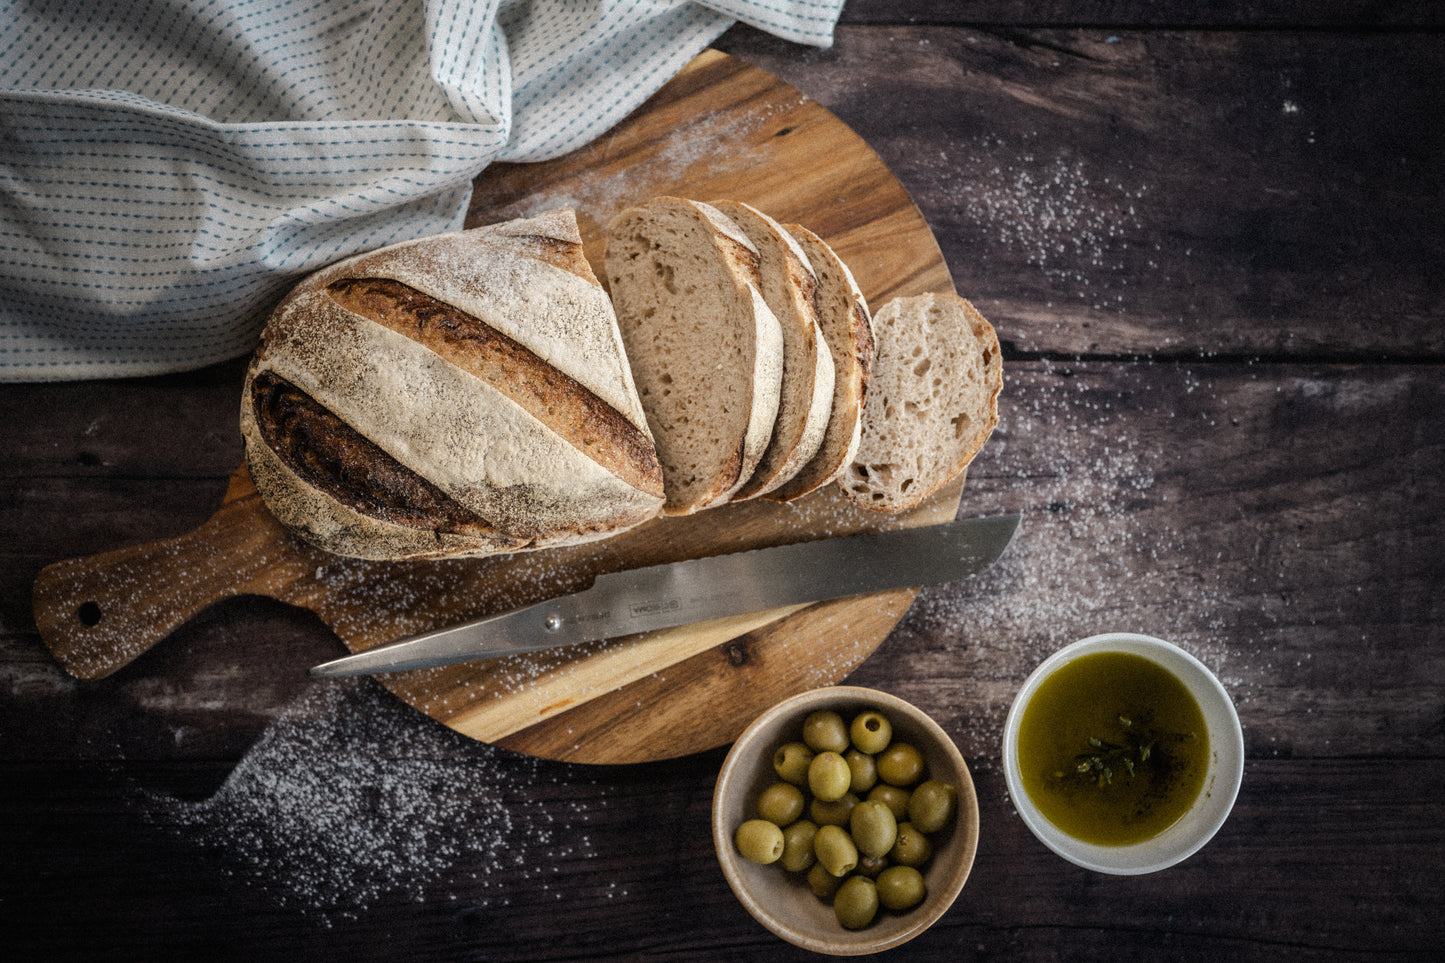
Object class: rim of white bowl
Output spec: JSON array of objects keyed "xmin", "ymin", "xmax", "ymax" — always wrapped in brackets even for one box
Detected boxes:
[{"xmin": 1001, "ymin": 632, "xmax": 1244, "ymax": 875}]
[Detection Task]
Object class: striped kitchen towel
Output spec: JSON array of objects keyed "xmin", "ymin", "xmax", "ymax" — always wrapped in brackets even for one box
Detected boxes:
[{"xmin": 0, "ymin": 0, "xmax": 845, "ymax": 381}]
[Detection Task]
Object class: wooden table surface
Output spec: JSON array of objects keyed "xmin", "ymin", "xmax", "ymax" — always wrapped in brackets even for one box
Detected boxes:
[{"xmin": 3, "ymin": 3, "xmax": 1441, "ymax": 960}]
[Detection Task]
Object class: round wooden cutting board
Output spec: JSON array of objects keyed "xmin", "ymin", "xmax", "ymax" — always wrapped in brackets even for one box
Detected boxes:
[{"xmin": 33, "ymin": 50, "xmax": 962, "ymax": 765}]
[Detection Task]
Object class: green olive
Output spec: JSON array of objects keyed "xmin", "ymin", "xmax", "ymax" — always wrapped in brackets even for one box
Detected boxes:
[
  {"xmin": 756, "ymin": 781, "xmax": 806, "ymax": 826},
  {"xmin": 734, "ymin": 709, "xmax": 948, "ymax": 933},
  {"xmin": 877, "ymin": 742, "xmax": 925, "ymax": 787},
  {"xmin": 855, "ymin": 853, "xmax": 889, "ymax": 879},
  {"xmin": 807, "ymin": 861, "xmax": 843, "ymax": 899},
  {"xmin": 735, "ymin": 819, "xmax": 784, "ymax": 864},
  {"xmin": 907, "ymin": 779, "xmax": 957, "ymax": 834},
  {"xmin": 808, "ymin": 750, "xmax": 852, "ymax": 802},
  {"xmin": 889, "ymin": 822, "xmax": 934, "ymax": 868},
  {"xmin": 833, "ymin": 876, "xmax": 879, "ymax": 929},
  {"xmin": 849, "ymin": 799, "xmax": 899, "ymax": 859},
  {"xmin": 844, "ymin": 749, "xmax": 878, "ymax": 794},
  {"xmin": 813, "ymin": 824, "xmax": 859, "ymax": 877},
  {"xmin": 876, "ymin": 865, "xmax": 926, "ymax": 912},
  {"xmin": 810, "ymin": 792, "xmax": 859, "ymax": 827},
  {"xmin": 773, "ymin": 741, "xmax": 815, "ymax": 785},
  {"xmin": 780, "ymin": 819, "xmax": 819, "ymax": 873},
  {"xmin": 867, "ymin": 783, "xmax": 912, "ymax": 821},
  {"xmin": 850, "ymin": 710, "xmax": 893, "ymax": 754},
  {"xmin": 803, "ymin": 710, "xmax": 850, "ymax": 753}
]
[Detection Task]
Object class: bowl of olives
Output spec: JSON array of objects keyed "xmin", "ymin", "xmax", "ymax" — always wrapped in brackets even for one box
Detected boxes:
[{"xmin": 712, "ymin": 686, "xmax": 979, "ymax": 955}]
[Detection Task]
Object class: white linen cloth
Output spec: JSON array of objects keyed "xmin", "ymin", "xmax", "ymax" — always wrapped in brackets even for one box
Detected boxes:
[{"xmin": 0, "ymin": 0, "xmax": 844, "ymax": 380}]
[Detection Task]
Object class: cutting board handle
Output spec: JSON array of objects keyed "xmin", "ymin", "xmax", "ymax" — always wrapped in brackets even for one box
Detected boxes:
[{"xmin": 32, "ymin": 467, "xmax": 309, "ymax": 681}]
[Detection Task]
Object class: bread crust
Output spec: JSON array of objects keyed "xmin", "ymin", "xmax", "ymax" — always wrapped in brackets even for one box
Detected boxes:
[
  {"xmin": 711, "ymin": 201, "xmax": 835, "ymax": 501},
  {"xmin": 240, "ymin": 210, "xmax": 664, "ymax": 560},
  {"xmin": 839, "ymin": 292, "xmax": 1001, "ymax": 514},
  {"xmin": 242, "ymin": 399, "xmax": 534, "ymax": 561},
  {"xmin": 766, "ymin": 225, "xmax": 876, "ymax": 502},
  {"xmin": 324, "ymin": 276, "xmax": 661, "ymax": 495},
  {"xmin": 603, "ymin": 197, "xmax": 784, "ymax": 515}
]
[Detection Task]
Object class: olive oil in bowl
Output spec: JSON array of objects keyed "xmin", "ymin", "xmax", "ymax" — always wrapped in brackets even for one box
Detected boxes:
[
  {"xmin": 1015, "ymin": 651, "xmax": 1209, "ymax": 846},
  {"xmin": 1004, "ymin": 634, "xmax": 1243, "ymax": 874}
]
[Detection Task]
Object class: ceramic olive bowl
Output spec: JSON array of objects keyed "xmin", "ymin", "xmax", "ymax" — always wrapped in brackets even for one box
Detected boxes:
[
  {"xmin": 1002, "ymin": 632, "xmax": 1244, "ymax": 874},
  {"xmin": 712, "ymin": 686, "xmax": 979, "ymax": 955}
]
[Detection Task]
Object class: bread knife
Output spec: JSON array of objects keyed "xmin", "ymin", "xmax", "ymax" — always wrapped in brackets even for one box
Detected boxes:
[{"xmin": 309, "ymin": 514, "xmax": 1020, "ymax": 677}]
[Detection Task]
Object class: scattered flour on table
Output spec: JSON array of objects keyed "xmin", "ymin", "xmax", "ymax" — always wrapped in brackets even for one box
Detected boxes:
[
  {"xmin": 891, "ymin": 361, "xmax": 1281, "ymax": 761},
  {"xmin": 965, "ymin": 147, "xmax": 1147, "ymax": 291},
  {"xmin": 145, "ymin": 679, "xmax": 601, "ymax": 924},
  {"xmin": 913, "ymin": 135, "xmax": 1153, "ymax": 315}
]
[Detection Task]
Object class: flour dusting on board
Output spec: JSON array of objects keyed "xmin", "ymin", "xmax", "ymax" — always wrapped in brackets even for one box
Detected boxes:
[
  {"xmin": 147, "ymin": 680, "xmax": 601, "ymax": 923},
  {"xmin": 488, "ymin": 102, "xmax": 796, "ymax": 227}
]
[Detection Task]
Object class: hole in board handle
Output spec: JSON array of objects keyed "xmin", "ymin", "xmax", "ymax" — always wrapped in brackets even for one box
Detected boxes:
[{"xmin": 77, "ymin": 601, "xmax": 103, "ymax": 627}]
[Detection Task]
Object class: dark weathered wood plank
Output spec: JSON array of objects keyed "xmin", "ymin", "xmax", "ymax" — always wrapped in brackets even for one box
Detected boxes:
[
  {"xmin": 1, "ymin": 23, "xmax": 1441, "ymax": 963},
  {"xmin": 717, "ymin": 27, "xmax": 1445, "ymax": 361},
  {"xmin": 840, "ymin": 1, "xmax": 1445, "ymax": 28},
  {"xmin": 0, "ymin": 360, "xmax": 247, "ymax": 480},
  {"xmin": 893, "ymin": 360, "xmax": 1444, "ymax": 762},
  {"xmin": 3, "ymin": 757, "xmax": 1439, "ymax": 960},
  {"xmin": 0, "ymin": 364, "xmax": 245, "ymax": 619}
]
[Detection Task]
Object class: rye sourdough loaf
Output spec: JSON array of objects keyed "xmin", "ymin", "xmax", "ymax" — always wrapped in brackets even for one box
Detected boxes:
[
  {"xmin": 839, "ymin": 291, "xmax": 1002, "ymax": 514},
  {"xmin": 765, "ymin": 224, "xmax": 876, "ymax": 502},
  {"xmin": 240, "ymin": 209, "xmax": 665, "ymax": 561},
  {"xmin": 709, "ymin": 201, "xmax": 835, "ymax": 501},
  {"xmin": 603, "ymin": 197, "xmax": 784, "ymax": 515}
]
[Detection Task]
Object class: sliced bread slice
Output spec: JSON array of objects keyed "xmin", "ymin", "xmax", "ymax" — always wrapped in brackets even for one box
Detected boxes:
[
  {"xmin": 603, "ymin": 197, "xmax": 785, "ymax": 515},
  {"xmin": 765, "ymin": 224, "xmax": 876, "ymax": 502},
  {"xmin": 838, "ymin": 292, "xmax": 1002, "ymax": 514},
  {"xmin": 710, "ymin": 201, "xmax": 835, "ymax": 500}
]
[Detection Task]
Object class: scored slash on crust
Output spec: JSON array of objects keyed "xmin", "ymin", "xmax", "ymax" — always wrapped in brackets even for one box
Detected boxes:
[{"xmin": 241, "ymin": 203, "xmax": 1004, "ymax": 561}]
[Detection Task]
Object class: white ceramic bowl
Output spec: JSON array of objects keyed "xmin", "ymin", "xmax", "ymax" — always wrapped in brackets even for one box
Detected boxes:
[
  {"xmin": 713, "ymin": 686, "xmax": 979, "ymax": 955},
  {"xmin": 1002, "ymin": 632, "xmax": 1244, "ymax": 874}
]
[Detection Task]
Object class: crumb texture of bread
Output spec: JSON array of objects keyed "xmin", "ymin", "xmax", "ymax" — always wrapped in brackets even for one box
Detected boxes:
[
  {"xmin": 710, "ymin": 200, "xmax": 835, "ymax": 501},
  {"xmin": 839, "ymin": 292, "xmax": 1001, "ymax": 514},
  {"xmin": 240, "ymin": 209, "xmax": 665, "ymax": 561},
  {"xmin": 603, "ymin": 197, "xmax": 784, "ymax": 515},
  {"xmin": 767, "ymin": 224, "xmax": 876, "ymax": 502}
]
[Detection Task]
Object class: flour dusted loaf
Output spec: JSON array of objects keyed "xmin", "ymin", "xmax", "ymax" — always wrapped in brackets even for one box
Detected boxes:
[
  {"xmin": 839, "ymin": 292, "xmax": 1002, "ymax": 514},
  {"xmin": 603, "ymin": 197, "xmax": 784, "ymax": 515},
  {"xmin": 240, "ymin": 209, "xmax": 665, "ymax": 561}
]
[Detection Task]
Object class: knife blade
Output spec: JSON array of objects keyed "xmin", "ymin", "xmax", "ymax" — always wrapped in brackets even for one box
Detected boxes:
[{"xmin": 309, "ymin": 513, "xmax": 1020, "ymax": 677}]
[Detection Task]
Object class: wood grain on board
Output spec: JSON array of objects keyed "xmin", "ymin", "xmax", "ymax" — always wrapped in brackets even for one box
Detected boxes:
[{"xmin": 31, "ymin": 50, "xmax": 968, "ymax": 764}]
